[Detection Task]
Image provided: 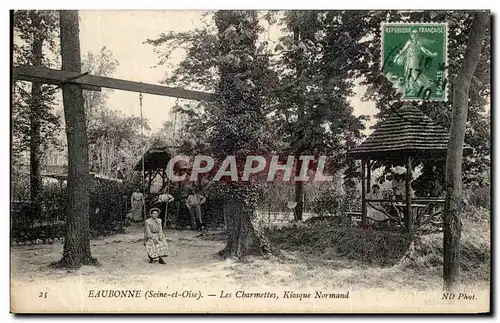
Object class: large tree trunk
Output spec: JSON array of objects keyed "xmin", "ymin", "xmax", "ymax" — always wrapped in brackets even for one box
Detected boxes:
[
  {"xmin": 294, "ymin": 157, "xmax": 304, "ymax": 221},
  {"xmin": 214, "ymin": 11, "xmax": 274, "ymax": 260},
  {"xmin": 29, "ymin": 11, "xmax": 43, "ymax": 223},
  {"xmin": 293, "ymin": 13, "xmax": 305, "ymax": 222},
  {"xmin": 443, "ymin": 11, "xmax": 489, "ymax": 292},
  {"xmin": 55, "ymin": 10, "xmax": 97, "ymax": 268},
  {"xmin": 218, "ymin": 188, "xmax": 272, "ymax": 259}
]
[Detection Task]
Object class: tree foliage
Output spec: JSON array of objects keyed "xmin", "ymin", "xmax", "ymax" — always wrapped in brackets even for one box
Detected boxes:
[
  {"xmin": 82, "ymin": 46, "xmax": 119, "ymax": 122},
  {"xmin": 273, "ymin": 11, "xmax": 367, "ymax": 159},
  {"xmin": 146, "ymin": 10, "xmax": 490, "ymax": 224},
  {"xmin": 12, "ymin": 10, "xmax": 61, "ymax": 161},
  {"xmin": 271, "ymin": 11, "xmax": 369, "ymax": 219},
  {"xmin": 79, "ymin": 47, "xmax": 148, "ymax": 178}
]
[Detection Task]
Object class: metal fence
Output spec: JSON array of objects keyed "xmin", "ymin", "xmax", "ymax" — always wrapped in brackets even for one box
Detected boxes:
[{"xmin": 11, "ymin": 189, "xmax": 129, "ymax": 243}]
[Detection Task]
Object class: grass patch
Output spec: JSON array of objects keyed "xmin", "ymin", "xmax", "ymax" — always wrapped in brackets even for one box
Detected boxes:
[
  {"xmin": 266, "ymin": 208, "xmax": 490, "ymax": 284},
  {"xmin": 267, "ymin": 217, "xmax": 412, "ymax": 267},
  {"xmin": 399, "ymin": 206, "xmax": 491, "ymax": 283}
]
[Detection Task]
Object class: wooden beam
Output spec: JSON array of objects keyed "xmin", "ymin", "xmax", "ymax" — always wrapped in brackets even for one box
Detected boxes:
[
  {"xmin": 13, "ymin": 66, "xmax": 101, "ymax": 92},
  {"xmin": 13, "ymin": 65, "xmax": 216, "ymax": 102}
]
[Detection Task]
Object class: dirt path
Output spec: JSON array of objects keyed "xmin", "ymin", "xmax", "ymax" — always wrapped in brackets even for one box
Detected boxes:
[
  {"xmin": 10, "ymin": 224, "xmax": 490, "ymax": 313},
  {"xmin": 11, "ymin": 224, "xmax": 229, "ymax": 284}
]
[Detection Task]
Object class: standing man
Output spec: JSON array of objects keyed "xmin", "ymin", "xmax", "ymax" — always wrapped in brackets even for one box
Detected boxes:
[
  {"xmin": 186, "ymin": 188, "xmax": 206, "ymax": 231},
  {"xmin": 155, "ymin": 190, "xmax": 175, "ymax": 226}
]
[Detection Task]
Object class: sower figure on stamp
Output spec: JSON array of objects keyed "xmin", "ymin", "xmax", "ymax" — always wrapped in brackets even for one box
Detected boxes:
[
  {"xmin": 186, "ymin": 188, "xmax": 206, "ymax": 231},
  {"xmin": 393, "ymin": 30, "xmax": 438, "ymax": 96},
  {"xmin": 145, "ymin": 208, "xmax": 168, "ymax": 264}
]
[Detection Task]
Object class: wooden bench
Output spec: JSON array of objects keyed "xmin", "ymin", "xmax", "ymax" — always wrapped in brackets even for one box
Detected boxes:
[{"xmin": 345, "ymin": 211, "xmax": 362, "ymax": 225}]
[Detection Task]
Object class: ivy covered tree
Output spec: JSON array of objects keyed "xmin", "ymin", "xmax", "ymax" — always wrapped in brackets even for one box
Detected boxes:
[
  {"xmin": 148, "ymin": 11, "xmax": 276, "ymax": 258},
  {"xmin": 211, "ymin": 11, "xmax": 276, "ymax": 257}
]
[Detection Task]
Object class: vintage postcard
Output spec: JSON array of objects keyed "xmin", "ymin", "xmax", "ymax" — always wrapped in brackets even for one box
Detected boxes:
[{"xmin": 10, "ymin": 9, "xmax": 491, "ymax": 314}]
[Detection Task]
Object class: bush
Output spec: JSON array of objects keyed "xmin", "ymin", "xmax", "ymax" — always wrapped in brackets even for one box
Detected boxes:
[
  {"xmin": 40, "ymin": 183, "xmax": 67, "ymax": 223},
  {"xmin": 308, "ymin": 182, "xmax": 344, "ymax": 217},
  {"xmin": 11, "ymin": 167, "xmax": 30, "ymax": 202},
  {"xmin": 89, "ymin": 177, "xmax": 128, "ymax": 237},
  {"xmin": 11, "ymin": 223, "xmax": 66, "ymax": 243},
  {"xmin": 11, "ymin": 177, "xmax": 128, "ymax": 242},
  {"xmin": 465, "ymin": 185, "xmax": 490, "ymax": 209}
]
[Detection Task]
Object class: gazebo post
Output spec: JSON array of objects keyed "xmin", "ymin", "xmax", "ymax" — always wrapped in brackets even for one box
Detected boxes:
[
  {"xmin": 147, "ymin": 171, "xmax": 152, "ymax": 195},
  {"xmin": 361, "ymin": 159, "xmax": 367, "ymax": 227},
  {"xmin": 367, "ymin": 158, "xmax": 371, "ymax": 194},
  {"xmin": 405, "ymin": 155, "xmax": 413, "ymax": 233}
]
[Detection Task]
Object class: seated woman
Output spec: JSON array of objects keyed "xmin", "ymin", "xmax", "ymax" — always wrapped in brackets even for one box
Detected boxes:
[
  {"xmin": 366, "ymin": 184, "xmax": 388, "ymax": 224},
  {"xmin": 145, "ymin": 208, "xmax": 168, "ymax": 264}
]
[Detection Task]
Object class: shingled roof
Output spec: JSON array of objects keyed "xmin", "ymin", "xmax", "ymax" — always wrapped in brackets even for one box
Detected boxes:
[
  {"xmin": 134, "ymin": 146, "xmax": 172, "ymax": 171},
  {"xmin": 349, "ymin": 105, "xmax": 451, "ymax": 160}
]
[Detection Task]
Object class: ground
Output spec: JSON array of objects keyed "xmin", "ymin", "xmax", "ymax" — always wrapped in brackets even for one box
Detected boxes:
[{"xmin": 10, "ymin": 223, "xmax": 490, "ymax": 313}]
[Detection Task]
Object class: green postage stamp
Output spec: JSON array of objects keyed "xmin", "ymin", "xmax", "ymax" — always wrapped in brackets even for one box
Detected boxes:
[{"xmin": 381, "ymin": 22, "xmax": 448, "ymax": 101}]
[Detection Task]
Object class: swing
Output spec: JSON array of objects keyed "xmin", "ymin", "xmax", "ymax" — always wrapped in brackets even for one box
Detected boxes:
[
  {"xmin": 139, "ymin": 93, "xmax": 146, "ymax": 226},
  {"xmin": 161, "ymin": 98, "xmax": 179, "ymax": 228},
  {"xmin": 138, "ymin": 94, "xmax": 178, "ymax": 228}
]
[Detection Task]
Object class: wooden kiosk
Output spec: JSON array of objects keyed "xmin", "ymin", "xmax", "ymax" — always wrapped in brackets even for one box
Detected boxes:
[
  {"xmin": 348, "ymin": 105, "xmax": 457, "ymax": 233},
  {"xmin": 133, "ymin": 146, "xmax": 172, "ymax": 195}
]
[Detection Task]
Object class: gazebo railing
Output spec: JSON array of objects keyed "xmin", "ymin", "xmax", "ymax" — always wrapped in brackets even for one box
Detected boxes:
[{"xmin": 365, "ymin": 198, "xmax": 445, "ymax": 233}]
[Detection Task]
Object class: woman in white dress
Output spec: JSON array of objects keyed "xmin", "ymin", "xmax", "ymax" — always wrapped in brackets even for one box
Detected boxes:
[
  {"xmin": 366, "ymin": 184, "xmax": 388, "ymax": 224},
  {"xmin": 130, "ymin": 189, "xmax": 144, "ymax": 222}
]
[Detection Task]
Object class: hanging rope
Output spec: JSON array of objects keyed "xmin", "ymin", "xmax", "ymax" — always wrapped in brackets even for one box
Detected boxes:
[
  {"xmin": 139, "ymin": 93, "xmax": 146, "ymax": 220},
  {"xmin": 163, "ymin": 99, "xmax": 179, "ymax": 228},
  {"xmin": 172, "ymin": 98, "xmax": 178, "ymax": 142}
]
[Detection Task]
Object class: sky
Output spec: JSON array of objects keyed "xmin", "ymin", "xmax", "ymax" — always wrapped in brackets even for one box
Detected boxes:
[{"xmin": 77, "ymin": 10, "xmax": 377, "ymax": 132}]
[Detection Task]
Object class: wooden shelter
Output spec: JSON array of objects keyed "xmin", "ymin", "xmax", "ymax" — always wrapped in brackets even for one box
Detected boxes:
[
  {"xmin": 348, "ymin": 105, "xmax": 464, "ymax": 233},
  {"xmin": 134, "ymin": 146, "xmax": 172, "ymax": 194}
]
